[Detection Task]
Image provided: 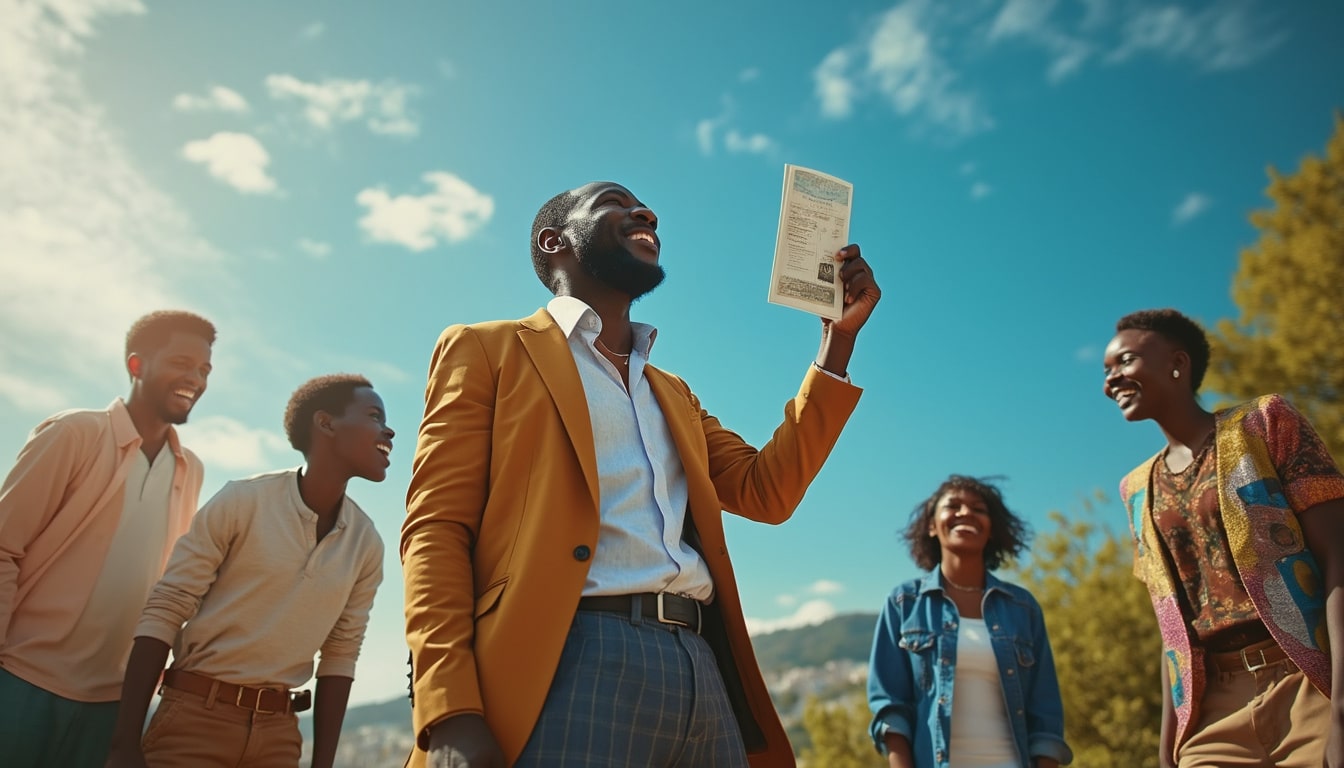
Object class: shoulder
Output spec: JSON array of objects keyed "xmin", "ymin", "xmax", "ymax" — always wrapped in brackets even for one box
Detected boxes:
[
  {"xmin": 990, "ymin": 577, "xmax": 1040, "ymax": 607},
  {"xmin": 209, "ymin": 469, "xmax": 292, "ymax": 505},
  {"xmin": 32, "ymin": 407, "xmax": 110, "ymax": 438},
  {"xmin": 342, "ymin": 497, "xmax": 383, "ymax": 542},
  {"xmin": 885, "ymin": 578, "xmax": 926, "ymax": 605}
]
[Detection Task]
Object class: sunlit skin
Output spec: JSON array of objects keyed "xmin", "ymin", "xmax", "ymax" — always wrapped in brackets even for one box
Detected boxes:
[
  {"xmin": 124, "ymin": 331, "xmax": 213, "ymax": 460},
  {"xmin": 1103, "ymin": 324, "xmax": 1344, "ymax": 768}
]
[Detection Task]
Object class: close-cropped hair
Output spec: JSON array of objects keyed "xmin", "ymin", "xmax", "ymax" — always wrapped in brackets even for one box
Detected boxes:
[
  {"xmin": 283, "ymin": 373, "xmax": 374, "ymax": 455},
  {"xmin": 903, "ymin": 475, "xmax": 1030, "ymax": 571},
  {"xmin": 1116, "ymin": 308, "xmax": 1211, "ymax": 390},
  {"xmin": 530, "ymin": 189, "xmax": 581, "ymax": 288},
  {"xmin": 124, "ymin": 310, "xmax": 217, "ymax": 359}
]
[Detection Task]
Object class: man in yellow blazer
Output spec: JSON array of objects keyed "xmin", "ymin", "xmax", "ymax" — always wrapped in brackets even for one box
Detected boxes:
[{"xmin": 403, "ymin": 181, "xmax": 881, "ymax": 767}]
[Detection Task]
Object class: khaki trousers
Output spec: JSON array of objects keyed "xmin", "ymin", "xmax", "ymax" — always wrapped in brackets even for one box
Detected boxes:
[
  {"xmin": 142, "ymin": 684, "xmax": 302, "ymax": 767},
  {"xmin": 1178, "ymin": 649, "xmax": 1329, "ymax": 767}
]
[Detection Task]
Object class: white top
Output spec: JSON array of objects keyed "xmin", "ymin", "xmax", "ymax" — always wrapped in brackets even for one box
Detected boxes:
[
  {"xmin": 547, "ymin": 296, "xmax": 713, "ymax": 601},
  {"xmin": 949, "ymin": 617, "xmax": 1018, "ymax": 768},
  {"xmin": 135, "ymin": 469, "xmax": 384, "ymax": 686},
  {"xmin": 66, "ymin": 447, "xmax": 175, "ymax": 693}
]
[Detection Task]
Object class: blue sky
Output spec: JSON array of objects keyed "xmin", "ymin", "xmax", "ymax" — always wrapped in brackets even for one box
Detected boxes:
[{"xmin": 2, "ymin": 0, "xmax": 1341, "ymax": 706}]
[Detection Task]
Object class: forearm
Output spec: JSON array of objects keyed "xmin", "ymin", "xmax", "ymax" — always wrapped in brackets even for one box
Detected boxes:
[
  {"xmin": 310, "ymin": 675, "xmax": 353, "ymax": 768},
  {"xmin": 108, "ymin": 637, "xmax": 172, "ymax": 751},
  {"xmin": 882, "ymin": 732, "xmax": 914, "ymax": 768},
  {"xmin": 815, "ymin": 322, "xmax": 856, "ymax": 377}
]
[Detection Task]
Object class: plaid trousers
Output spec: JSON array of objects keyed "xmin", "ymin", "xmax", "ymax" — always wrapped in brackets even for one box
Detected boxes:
[{"xmin": 515, "ymin": 605, "xmax": 750, "ymax": 767}]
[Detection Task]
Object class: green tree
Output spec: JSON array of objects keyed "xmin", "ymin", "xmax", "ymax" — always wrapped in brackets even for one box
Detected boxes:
[
  {"xmin": 1013, "ymin": 492, "xmax": 1163, "ymax": 768},
  {"xmin": 1207, "ymin": 114, "xmax": 1344, "ymax": 463},
  {"xmin": 798, "ymin": 691, "xmax": 885, "ymax": 768}
]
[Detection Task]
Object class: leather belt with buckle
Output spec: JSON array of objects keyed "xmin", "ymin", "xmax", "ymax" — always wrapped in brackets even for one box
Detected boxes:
[
  {"xmin": 577, "ymin": 592, "xmax": 703, "ymax": 633},
  {"xmin": 162, "ymin": 669, "xmax": 312, "ymax": 714}
]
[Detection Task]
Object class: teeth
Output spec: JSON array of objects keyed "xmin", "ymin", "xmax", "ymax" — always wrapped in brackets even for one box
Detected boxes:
[
  {"xmin": 174, "ymin": 389, "xmax": 195, "ymax": 400},
  {"xmin": 376, "ymin": 444, "xmax": 391, "ymax": 456},
  {"xmin": 629, "ymin": 232, "xmax": 655, "ymax": 245}
]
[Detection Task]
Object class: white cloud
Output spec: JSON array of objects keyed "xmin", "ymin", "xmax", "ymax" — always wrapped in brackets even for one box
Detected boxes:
[
  {"xmin": 775, "ymin": 594, "xmax": 798, "ymax": 607},
  {"xmin": 1172, "ymin": 192, "xmax": 1211, "ymax": 225},
  {"xmin": 989, "ymin": 0, "xmax": 1058, "ymax": 40},
  {"xmin": 1075, "ymin": 344, "xmax": 1099, "ymax": 362},
  {"xmin": 0, "ymin": 0, "xmax": 224, "ymax": 406},
  {"xmin": 181, "ymin": 132, "xmax": 278, "ymax": 194},
  {"xmin": 723, "ymin": 129, "xmax": 776, "ymax": 155},
  {"xmin": 808, "ymin": 579, "xmax": 844, "ymax": 595},
  {"xmin": 695, "ymin": 117, "xmax": 721, "ymax": 155},
  {"xmin": 173, "ymin": 85, "xmax": 249, "ymax": 113},
  {"xmin": 696, "ymin": 98, "xmax": 776, "ymax": 157},
  {"xmin": 813, "ymin": 2, "xmax": 992, "ymax": 137},
  {"xmin": 177, "ymin": 416, "xmax": 289, "ymax": 473},
  {"xmin": 356, "ymin": 172, "xmax": 494, "ymax": 251},
  {"xmin": 297, "ymin": 238, "xmax": 331, "ymax": 258},
  {"xmin": 814, "ymin": 48, "xmax": 856, "ymax": 120},
  {"xmin": 738, "ymin": 66, "xmax": 760, "ymax": 83},
  {"xmin": 299, "ymin": 21, "xmax": 324, "ymax": 40},
  {"xmin": 1111, "ymin": 3, "xmax": 1284, "ymax": 72},
  {"xmin": 265, "ymin": 74, "xmax": 420, "ymax": 137},
  {"xmin": 746, "ymin": 599, "xmax": 838, "ymax": 635},
  {"xmin": 971, "ymin": 181, "xmax": 992, "ymax": 199}
]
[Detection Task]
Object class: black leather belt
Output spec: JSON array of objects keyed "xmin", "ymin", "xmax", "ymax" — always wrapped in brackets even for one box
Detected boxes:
[{"xmin": 577, "ymin": 592, "xmax": 702, "ymax": 633}]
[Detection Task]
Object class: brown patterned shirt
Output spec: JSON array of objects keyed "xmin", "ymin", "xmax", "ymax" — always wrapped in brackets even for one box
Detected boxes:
[{"xmin": 1151, "ymin": 439, "xmax": 1270, "ymax": 650}]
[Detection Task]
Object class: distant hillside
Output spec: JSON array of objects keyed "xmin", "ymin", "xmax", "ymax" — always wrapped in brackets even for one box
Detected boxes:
[
  {"xmin": 751, "ymin": 612, "xmax": 877, "ymax": 673},
  {"xmin": 310, "ymin": 611, "xmax": 879, "ymax": 738}
]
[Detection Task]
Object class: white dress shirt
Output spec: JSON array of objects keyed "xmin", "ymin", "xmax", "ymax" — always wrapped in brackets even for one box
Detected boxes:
[{"xmin": 547, "ymin": 296, "xmax": 714, "ymax": 601}]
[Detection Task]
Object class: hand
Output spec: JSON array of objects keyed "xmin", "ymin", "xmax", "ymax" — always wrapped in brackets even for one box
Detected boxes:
[
  {"xmin": 828, "ymin": 244, "xmax": 880, "ymax": 337},
  {"xmin": 427, "ymin": 714, "xmax": 506, "ymax": 768},
  {"xmin": 104, "ymin": 747, "xmax": 149, "ymax": 768}
]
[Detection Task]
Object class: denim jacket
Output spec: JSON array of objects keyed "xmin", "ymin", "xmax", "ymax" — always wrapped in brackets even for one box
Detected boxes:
[{"xmin": 867, "ymin": 568, "xmax": 1073, "ymax": 768}]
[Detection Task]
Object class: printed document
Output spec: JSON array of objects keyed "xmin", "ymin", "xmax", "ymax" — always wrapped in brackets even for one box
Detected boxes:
[{"xmin": 767, "ymin": 164, "xmax": 852, "ymax": 320}]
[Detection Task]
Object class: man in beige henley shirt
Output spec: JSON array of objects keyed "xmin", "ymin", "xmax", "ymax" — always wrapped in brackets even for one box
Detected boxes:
[{"xmin": 107, "ymin": 374, "xmax": 392, "ymax": 768}]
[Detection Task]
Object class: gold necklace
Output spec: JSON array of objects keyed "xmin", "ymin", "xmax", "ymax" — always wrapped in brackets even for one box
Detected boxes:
[
  {"xmin": 595, "ymin": 337, "xmax": 631, "ymax": 365},
  {"xmin": 942, "ymin": 571, "xmax": 983, "ymax": 593}
]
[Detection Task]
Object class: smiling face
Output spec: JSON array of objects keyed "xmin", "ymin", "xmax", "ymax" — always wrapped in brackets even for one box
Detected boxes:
[
  {"xmin": 1102, "ymin": 328, "xmax": 1188, "ymax": 422},
  {"xmin": 326, "ymin": 386, "xmax": 395, "ymax": 483},
  {"xmin": 563, "ymin": 181, "xmax": 665, "ymax": 299},
  {"xmin": 929, "ymin": 488, "xmax": 992, "ymax": 558},
  {"xmin": 129, "ymin": 331, "xmax": 213, "ymax": 425}
]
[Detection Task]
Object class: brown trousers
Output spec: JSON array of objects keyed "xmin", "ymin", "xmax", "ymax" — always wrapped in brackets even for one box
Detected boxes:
[
  {"xmin": 142, "ymin": 685, "xmax": 303, "ymax": 767},
  {"xmin": 1178, "ymin": 650, "xmax": 1330, "ymax": 767}
]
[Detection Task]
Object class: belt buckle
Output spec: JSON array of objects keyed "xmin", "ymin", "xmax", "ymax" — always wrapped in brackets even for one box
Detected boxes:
[
  {"xmin": 238, "ymin": 686, "xmax": 278, "ymax": 714},
  {"xmin": 655, "ymin": 593, "xmax": 699, "ymax": 631},
  {"xmin": 1240, "ymin": 647, "xmax": 1270, "ymax": 672}
]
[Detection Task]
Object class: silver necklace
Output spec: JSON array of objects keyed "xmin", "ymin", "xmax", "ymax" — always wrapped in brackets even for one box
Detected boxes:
[
  {"xmin": 595, "ymin": 338, "xmax": 631, "ymax": 365},
  {"xmin": 942, "ymin": 572, "xmax": 983, "ymax": 593}
]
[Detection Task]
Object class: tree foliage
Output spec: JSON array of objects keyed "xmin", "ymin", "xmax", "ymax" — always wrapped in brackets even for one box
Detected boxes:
[
  {"xmin": 1208, "ymin": 114, "xmax": 1344, "ymax": 463},
  {"xmin": 1013, "ymin": 493, "xmax": 1163, "ymax": 768},
  {"xmin": 799, "ymin": 692, "xmax": 885, "ymax": 768}
]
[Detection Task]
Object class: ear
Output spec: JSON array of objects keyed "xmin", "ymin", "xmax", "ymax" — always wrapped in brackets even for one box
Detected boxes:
[
  {"xmin": 1171, "ymin": 348, "xmax": 1191, "ymax": 379},
  {"xmin": 127, "ymin": 353, "xmax": 143, "ymax": 380},
  {"xmin": 537, "ymin": 226, "xmax": 568, "ymax": 257},
  {"xmin": 312, "ymin": 410, "xmax": 336, "ymax": 441}
]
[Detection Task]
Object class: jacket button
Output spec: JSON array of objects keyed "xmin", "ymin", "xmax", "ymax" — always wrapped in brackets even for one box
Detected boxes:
[
  {"xmin": 573, "ymin": 545, "xmax": 591, "ymax": 561},
  {"xmin": 1006, "ymin": 668, "xmax": 1014, "ymax": 675}
]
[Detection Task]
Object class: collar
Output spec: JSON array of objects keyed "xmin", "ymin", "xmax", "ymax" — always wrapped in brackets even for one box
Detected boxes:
[
  {"xmin": 917, "ymin": 565, "xmax": 1007, "ymax": 596},
  {"xmin": 108, "ymin": 398, "xmax": 186, "ymax": 459},
  {"xmin": 546, "ymin": 295, "xmax": 658, "ymax": 357}
]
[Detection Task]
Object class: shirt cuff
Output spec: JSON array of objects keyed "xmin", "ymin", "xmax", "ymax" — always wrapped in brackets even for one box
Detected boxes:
[{"xmin": 812, "ymin": 361, "xmax": 851, "ymax": 383}]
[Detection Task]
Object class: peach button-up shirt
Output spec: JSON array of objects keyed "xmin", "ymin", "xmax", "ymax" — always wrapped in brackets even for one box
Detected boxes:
[{"xmin": 0, "ymin": 399, "xmax": 202, "ymax": 701}]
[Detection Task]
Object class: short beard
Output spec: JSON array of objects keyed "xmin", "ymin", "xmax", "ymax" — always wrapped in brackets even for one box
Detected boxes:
[
  {"xmin": 581, "ymin": 253, "xmax": 666, "ymax": 300},
  {"xmin": 154, "ymin": 400, "xmax": 191, "ymax": 425}
]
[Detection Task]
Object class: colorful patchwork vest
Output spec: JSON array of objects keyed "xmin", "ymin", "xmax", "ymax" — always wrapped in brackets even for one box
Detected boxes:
[{"xmin": 1120, "ymin": 394, "xmax": 1334, "ymax": 753}]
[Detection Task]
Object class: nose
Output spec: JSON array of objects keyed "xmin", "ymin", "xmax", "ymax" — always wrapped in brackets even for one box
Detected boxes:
[
  {"xmin": 632, "ymin": 205, "xmax": 657, "ymax": 230},
  {"xmin": 383, "ymin": 425, "xmax": 396, "ymax": 440},
  {"xmin": 1102, "ymin": 368, "xmax": 1121, "ymax": 398}
]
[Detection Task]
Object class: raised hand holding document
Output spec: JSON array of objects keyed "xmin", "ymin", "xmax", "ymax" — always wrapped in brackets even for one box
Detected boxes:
[{"xmin": 767, "ymin": 164, "xmax": 853, "ymax": 321}]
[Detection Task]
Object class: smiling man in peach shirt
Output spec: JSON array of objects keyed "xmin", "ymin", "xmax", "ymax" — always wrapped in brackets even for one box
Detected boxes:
[{"xmin": 0, "ymin": 310, "xmax": 215, "ymax": 768}]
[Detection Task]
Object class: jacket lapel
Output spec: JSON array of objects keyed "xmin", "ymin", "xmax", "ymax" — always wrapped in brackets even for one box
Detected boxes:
[{"xmin": 517, "ymin": 309, "xmax": 600, "ymax": 512}]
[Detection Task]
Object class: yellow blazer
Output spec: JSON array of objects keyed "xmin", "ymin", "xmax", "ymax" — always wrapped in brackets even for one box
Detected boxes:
[{"xmin": 402, "ymin": 308, "xmax": 861, "ymax": 767}]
